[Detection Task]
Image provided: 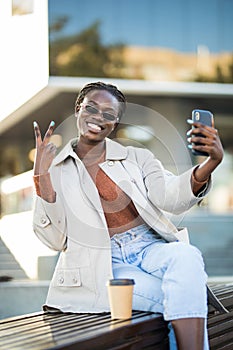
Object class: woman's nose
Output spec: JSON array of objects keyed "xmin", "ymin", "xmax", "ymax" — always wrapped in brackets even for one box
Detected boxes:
[{"xmin": 93, "ymin": 112, "xmax": 105, "ymax": 120}]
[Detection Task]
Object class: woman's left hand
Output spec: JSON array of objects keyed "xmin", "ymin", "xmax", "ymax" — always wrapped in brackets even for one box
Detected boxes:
[
  {"xmin": 187, "ymin": 121, "xmax": 224, "ymax": 163},
  {"xmin": 187, "ymin": 121, "xmax": 224, "ymax": 191}
]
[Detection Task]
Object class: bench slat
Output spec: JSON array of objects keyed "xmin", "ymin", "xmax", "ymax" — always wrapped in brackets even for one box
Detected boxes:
[
  {"xmin": 1, "ymin": 283, "xmax": 233, "ymax": 349},
  {"xmin": 0, "ymin": 311, "xmax": 169, "ymax": 350}
]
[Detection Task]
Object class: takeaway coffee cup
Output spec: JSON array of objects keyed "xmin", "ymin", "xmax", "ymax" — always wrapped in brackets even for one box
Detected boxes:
[{"xmin": 107, "ymin": 279, "xmax": 135, "ymax": 319}]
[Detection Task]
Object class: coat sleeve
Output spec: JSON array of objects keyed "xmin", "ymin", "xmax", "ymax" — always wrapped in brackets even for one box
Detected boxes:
[
  {"xmin": 33, "ymin": 194, "xmax": 67, "ymax": 251},
  {"xmin": 141, "ymin": 149, "xmax": 212, "ymax": 214}
]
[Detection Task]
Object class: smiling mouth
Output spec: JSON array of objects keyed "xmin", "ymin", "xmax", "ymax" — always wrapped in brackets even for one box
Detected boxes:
[{"xmin": 87, "ymin": 122, "xmax": 104, "ymax": 132}]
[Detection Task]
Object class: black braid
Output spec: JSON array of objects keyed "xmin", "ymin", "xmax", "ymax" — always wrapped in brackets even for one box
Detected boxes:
[{"xmin": 74, "ymin": 81, "xmax": 126, "ymax": 120}]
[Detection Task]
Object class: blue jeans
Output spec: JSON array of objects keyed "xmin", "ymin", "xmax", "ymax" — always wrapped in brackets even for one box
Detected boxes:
[{"xmin": 111, "ymin": 224, "xmax": 209, "ymax": 349}]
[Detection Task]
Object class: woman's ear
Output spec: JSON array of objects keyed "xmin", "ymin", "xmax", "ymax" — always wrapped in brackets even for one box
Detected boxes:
[
  {"xmin": 75, "ymin": 106, "xmax": 80, "ymax": 118},
  {"xmin": 113, "ymin": 118, "xmax": 120, "ymax": 131}
]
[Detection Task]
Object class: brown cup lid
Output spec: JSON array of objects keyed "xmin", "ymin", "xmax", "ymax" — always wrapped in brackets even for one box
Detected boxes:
[{"xmin": 107, "ymin": 279, "xmax": 135, "ymax": 286}]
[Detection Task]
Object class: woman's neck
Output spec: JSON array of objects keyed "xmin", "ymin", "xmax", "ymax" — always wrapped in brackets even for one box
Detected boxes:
[{"xmin": 75, "ymin": 140, "xmax": 106, "ymax": 164}]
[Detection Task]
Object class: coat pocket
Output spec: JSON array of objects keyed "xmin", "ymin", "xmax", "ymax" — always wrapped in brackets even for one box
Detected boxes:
[
  {"xmin": 52, "ymin": 249, "xmax": 92, "ymax": 288},
  {"xmin": 55, "ymin": 269, "xmax": 81, "ymax": 287},
  {"xmin": 59, "ymin": 250, "xmax": 90, "ymax": 269}
]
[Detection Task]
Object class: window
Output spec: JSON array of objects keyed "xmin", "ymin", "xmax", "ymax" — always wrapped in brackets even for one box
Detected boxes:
[{"xmin": 12, "ymin": 0, "xmax": 34, "ymax": 16}]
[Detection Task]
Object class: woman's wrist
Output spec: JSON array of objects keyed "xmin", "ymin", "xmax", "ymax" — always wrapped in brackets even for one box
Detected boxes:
[
  {"xmin": 192, "ymin": 167, "xmax": 209, "ymax": 185},
  {"xmin": 191, "ymin": 166, "xmax": 209, "ymax": 196},
  {"xmin": 33, "ymin": 173, "xmax": 56, "ymax": 202}
]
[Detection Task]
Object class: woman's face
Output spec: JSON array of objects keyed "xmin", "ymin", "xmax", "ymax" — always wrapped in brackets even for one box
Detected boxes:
[{"xmin": 76, "ymin": 89, "xmax": 120, "ymax": 144}]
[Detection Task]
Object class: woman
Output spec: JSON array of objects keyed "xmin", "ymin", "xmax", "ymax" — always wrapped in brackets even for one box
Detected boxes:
[{"xmin": 33, "ymin": 81, "xmax": 224, "ymax": 349}]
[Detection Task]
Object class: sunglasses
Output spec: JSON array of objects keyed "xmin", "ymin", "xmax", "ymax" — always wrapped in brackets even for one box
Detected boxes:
[{"xmin": 80, "ymin": 103, "xmax": 119, "ymax": 122}]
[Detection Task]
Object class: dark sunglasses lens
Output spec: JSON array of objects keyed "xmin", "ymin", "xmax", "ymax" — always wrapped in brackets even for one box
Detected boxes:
[
  {"xmin": 85, "ymin": 105, "xmax": 98, "ymax": 114},
  {"xmin": 85, "ymin": 104, "xmax": 117, "ymax": 121},
  {"xmin": 103, "ymin": 113, "xmax": 116, "ymax": 121}
]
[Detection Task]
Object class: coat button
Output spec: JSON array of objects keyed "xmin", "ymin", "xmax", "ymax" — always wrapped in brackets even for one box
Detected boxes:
[
  {"xmin": 41, "ymin": 217, "xmax": 47, "ymax": 224},
  {"xmin": 58, "ymin": 277, "xmax": 64, "ymax": 284},
  {"xmin": 108, "ymin": 161, "xmax": 114, "ymax": 166}
]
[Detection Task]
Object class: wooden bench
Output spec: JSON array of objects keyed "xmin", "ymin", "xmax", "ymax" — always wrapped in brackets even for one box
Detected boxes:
[
  {"xmin": 0, "ymin": 311, "xmax": 169, "ymax": 349},
  {"xmin": 0, "ymin": 283, "xmax": 233, "ymax": 350},
  {"xmin": 207, "ymin": 283, "xmax": 233, "ymax": 349}
]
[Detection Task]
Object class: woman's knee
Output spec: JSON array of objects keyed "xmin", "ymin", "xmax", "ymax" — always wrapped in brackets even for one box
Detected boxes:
[
  {"xmin": 169, "ymin": 242, "xmax": 205, "ymax": 266},
  {"xmin": 167, "ymin": 242, "xmax": 208, "ymax": 284},
  {"xmin": 142, "ymin": 241, "xmax": 205, "ymax": 276}
]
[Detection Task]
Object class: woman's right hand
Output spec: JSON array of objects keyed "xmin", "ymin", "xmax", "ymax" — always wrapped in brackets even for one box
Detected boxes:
[{"xmin": 33, "ymin": 121, "xmax": 57, "ymax": 175}]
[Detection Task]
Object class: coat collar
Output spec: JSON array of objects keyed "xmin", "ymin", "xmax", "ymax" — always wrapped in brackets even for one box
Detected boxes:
[
  {"xmin": 53, "ymin": 138, "xmax": 128, "ymax": 166},
  {"xmin": 105, "ymin": 138, "xmax": 128, "ymax": 160}
]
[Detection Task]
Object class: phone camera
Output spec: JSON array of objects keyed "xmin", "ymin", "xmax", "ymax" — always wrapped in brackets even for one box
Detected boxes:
[{"xmin": 195, "ymin": 111, "xmax": 200, "ymax": 121}]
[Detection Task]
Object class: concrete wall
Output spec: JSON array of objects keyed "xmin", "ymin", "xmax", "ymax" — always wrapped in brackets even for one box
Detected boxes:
[{"xmin": 0, "ymin": 280, "xmax": 49, "ymax": 319}]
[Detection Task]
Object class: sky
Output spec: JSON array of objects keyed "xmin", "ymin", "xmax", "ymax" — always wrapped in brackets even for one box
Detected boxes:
[{"xmin": 48, "ymin": 0, "xmax": 233, "ymax": 53}]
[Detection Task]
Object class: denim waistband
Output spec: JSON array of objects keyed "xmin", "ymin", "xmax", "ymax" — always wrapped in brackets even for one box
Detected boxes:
[
  {"xmin": 110, "ymin": 223, "xmax": 162, "ymax": 246},
  {"xmin": 111, "ymin": 223, "xmax": 149, "ymax": 239}
]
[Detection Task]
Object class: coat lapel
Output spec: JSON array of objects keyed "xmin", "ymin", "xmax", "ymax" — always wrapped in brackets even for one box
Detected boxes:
[
  {"xmin": 100, "ymin": 159, "xmax": 178, "ymax": 239},
  {"xmin": 54, "ymin": 139, "xmax": 107, "ymax": 225},
  {"xmin": 100, "ymin": 160, "xmax": 148, "ymax": 209},
  {"xmin": 60, "ymin": 157, "xmax": 107, "ymax": 227}
]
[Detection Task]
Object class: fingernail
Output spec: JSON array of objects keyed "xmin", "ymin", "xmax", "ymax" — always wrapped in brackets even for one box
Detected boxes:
[
  {"xmin": 33, "ymin": 121, "xmax": 38, "ymax": 128},
  {"xmin": 50, "ymin": 121, "xmax": 55, "ymax": 127},
  {"xmin": 187, "ymin": 119, "xmax": 194, "ymax": 124},
  {"xmin": 187, "ymin": 144, "xmax": 193, "ymax": 149},
  {"xmin": 186, "ymin": 129, "xmax": 192, "ymax": 136},
  {"xmin": 187, "ymin": 137, "xmax": 192, "ymax": 143}
]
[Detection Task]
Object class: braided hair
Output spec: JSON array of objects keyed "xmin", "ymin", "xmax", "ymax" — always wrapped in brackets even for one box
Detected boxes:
[{"xmin": 75, "ymin": 81, "xmax": 126, "ymax": 120}]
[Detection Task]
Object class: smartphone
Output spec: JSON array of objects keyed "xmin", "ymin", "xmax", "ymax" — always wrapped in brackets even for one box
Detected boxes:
[{"xmin": 191, "ymin": 109, "xmax": 214, "ymax": 156}]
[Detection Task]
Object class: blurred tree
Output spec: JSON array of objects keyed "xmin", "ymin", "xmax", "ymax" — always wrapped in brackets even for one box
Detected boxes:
[
  {"xmin": 195, "ymin": 55, "xmax": 233, "ymax": 84},
  {"xmin": 215, "ymin": 65, "xmax": 225, "ymax": 83},
  {"xmin": 228, "ymin": 58, "xmax": 233, "ymax": 83},
  {"xmin": 49, "ymin": 15, "xmax": 69, "ymax": 35},
  {"xmin": 49, "ymin": 20, "xmax": 126, "ymax": 78}
]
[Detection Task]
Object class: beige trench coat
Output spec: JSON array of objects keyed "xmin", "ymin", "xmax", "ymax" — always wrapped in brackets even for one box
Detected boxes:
[{"xmin": 33, "ymin": 138, "xmax": 211, "ymax": 313}]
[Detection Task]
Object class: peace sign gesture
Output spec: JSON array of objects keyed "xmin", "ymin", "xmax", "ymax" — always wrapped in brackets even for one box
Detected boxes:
[{"xmin": 33, "ymin": 121, "xmax": 57, "ymax": 175}]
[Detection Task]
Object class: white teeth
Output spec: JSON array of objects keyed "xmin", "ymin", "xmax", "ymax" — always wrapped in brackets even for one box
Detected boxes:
[{"xmin": 88, "ymin": 123, "xmax": 101, "ymax": 131}]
